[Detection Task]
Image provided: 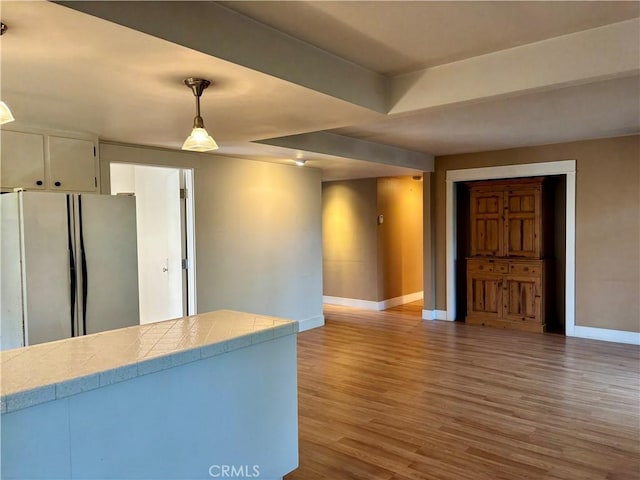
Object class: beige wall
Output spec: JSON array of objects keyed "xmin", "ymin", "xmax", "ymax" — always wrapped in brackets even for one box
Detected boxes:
[
  {"xmin": 432, "ymin": 135, "xmax": 640, "ymax": 332},
  {"xmin": 322, "ymin": 179, "xmax": 379, "ymax": 301},
  {"xmin": 423, "ymin": 172, "xmax": 435, "ymax": 312},
  {"xmin": 100, "ymin": 143, "xmax": 324, "ymax": 327},
  {"xmin": 377, "ymin": 177, "xmax": 423, "ymax": 300},
  {"xmin": 323, "ymin": 176, "xmax": 423, "ymax": 302}
]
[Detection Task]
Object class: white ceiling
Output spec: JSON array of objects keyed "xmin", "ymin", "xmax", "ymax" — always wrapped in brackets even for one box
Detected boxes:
[
  {"xmin": 332, "ymin": 75, "xmax": 640, "ymax": 155},
  {"xmin": 0, "ymin": 1, "xmax": 378, "ymax": 146},
  {"xmin": 221, "ymin": 1, "xmax": 640, "ymax": 75},
  {"xmin": 1, "ymin": 1, "xmax": 638, "ymax": 180}
]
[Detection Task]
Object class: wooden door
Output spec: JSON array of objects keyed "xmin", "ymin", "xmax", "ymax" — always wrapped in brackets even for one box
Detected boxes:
[
  {"xmin": 504, "ymin": 187, "xmax": 541, "ymax": 258},
  {"xmin": 502, "ymin": 275, "xmax": 541, "ymax": 324},
  {"xmin": 467, "ymin": 271, "xmax": 502, "ymax": 320},
  {"xmin": 470, "ymin": 191, "xmax": 504, "ymax": 257}
]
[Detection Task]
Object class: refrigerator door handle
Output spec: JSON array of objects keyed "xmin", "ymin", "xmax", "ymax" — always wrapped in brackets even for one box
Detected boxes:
[
  {"xmin": 66, "ymin": 195, "xmax": 76, "ymax": 337},
  {"xmin": 78, "ymin": 196, "xmax": 88, "ymax": 336}
]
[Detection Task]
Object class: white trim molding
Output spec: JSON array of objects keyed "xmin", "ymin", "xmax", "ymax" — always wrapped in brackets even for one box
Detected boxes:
[
  {"xmin": 323, "ymin": 292, "xmax": 423, "ymax": 312},
  {"xmin": 563, "ymin": 171, "xmax": 577, "ymax": 338},
  {"xmin": 445, "ymin": 160, "xmax": 578, "ymax": 332},
  {"xmin": 445, "ymin": 160, "xmax": 577, "ymax": 182},
  {"xmin": 422, "ymin": 310, "xmax": 448, "ymax": 321},
  {"xmin": 572, "ymin": 326, "xmax": 640, "ymax": 345},
  {"xmin": 378, "ymin": 291, "xmax": 424, "ymax": 310},
  {"xmin": 323, "ymin": 296, "xmax": 379, "ymax": 310},
  {"xmin": 298, "ymin": 315, "xmax": 325, "ymax": 332}
]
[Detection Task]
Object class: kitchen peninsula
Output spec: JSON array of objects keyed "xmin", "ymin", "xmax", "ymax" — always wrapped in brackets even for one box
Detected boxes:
[{"xmin": 1, "ymin": 310, "xmax": 299, "ymax": 480}]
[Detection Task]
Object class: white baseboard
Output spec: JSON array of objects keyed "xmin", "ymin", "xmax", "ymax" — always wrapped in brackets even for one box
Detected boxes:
[
  {"xmin": 298, "ymin": 315, "xmax": 325, "ymax": 332},
  {"xmin": 422, "ymin": 310, "xmax": 449, "ymax": 321},
  {"xmin": 323, "ymin": 292, "xmax": 423, "ymax": 311},
  {"xmin": 323, "ymin": 296, "xmax": 379, "ymax": 310},
  {"xmin": 378, "ymin": 291, "xmax": 424, "ymax": 310},
  {"xmin": 570, "ymin": 325, "xmax": 640, "ymax": 345}
]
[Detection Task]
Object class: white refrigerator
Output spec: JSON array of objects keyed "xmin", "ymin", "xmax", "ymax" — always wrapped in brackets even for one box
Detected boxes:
[{"xmin": 1, "ymin": 191, "xmax": 140, "ymax": 349}]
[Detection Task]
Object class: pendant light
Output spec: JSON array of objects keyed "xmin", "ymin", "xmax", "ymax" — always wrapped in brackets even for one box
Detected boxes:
[
  {"xmin": 182, "ymin": 78, "xmax": 218, "ymax": 152},
  {"xmin": 0, "ymin": 22, "xmax": 15, "ymax": 125},
  {"xmin": 0, "ymin": 101, "xmax": 14, "ymax": 125}
]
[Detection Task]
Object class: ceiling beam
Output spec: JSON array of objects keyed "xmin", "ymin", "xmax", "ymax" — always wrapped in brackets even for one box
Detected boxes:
[
  {"xmin": 258, "ymin": 132, "xmax": 434, "ymax": 172},
  {"xmin": 390, "ymin": 19, "xmax": 640, "ymax": 115},
  {"xmin": 55, "ymin": 1, "xmax": 388, "ymax": 113}
]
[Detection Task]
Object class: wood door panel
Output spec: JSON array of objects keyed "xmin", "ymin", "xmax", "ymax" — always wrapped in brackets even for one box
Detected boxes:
[
  {"xmin": 475, "ymin": 218, "xmax": 502, "ymax": 253},
  {"xmin": 470, "ymin": 191, "xmax": 503, "ymax": 256},
  {"xmin": 508, "ymin": 192, "xmax": 536, "ymax": 213},
  {"xmin": 502, "ymin": 276, "xmax": 541, "ymax": 323},
  {"xmin": 467, "ymin": 272, "xmax": 502, "ymax": 319},
  {"xmin": 522, "ymin": 218, "xmax": 535, "ymax": 252},
  {"xmin": 506, "ymin": 281, "xmax": 535, "ymax": 317},
  {"xmin": 508, "ymin": 218, "xmax": 522, "ymax": 252},
  {"xmin": 505, "ymin": 188, "xmax": 540, "ymax": 258},
  {"xmin": 506, "ymin": 217, "xmax": 536, "ymax": 255}
]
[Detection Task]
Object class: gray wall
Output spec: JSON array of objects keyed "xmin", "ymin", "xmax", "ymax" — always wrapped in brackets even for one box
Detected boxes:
[
  {"xmin": 100, "ymin": 143, "xmax": 324, "ymax": 329},
  {"xmin": 322, "ymin": 177, "xmax": 423, "ymax": 302},
  {"xmin": 322, "ymin": 179, "xmax": 379, "ymax": 301}
]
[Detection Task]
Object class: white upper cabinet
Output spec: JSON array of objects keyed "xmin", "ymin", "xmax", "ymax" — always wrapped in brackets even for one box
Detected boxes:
[
  {"xmin": 48, "ymin": 136, "xmax": 97, "ymax": 192},
  {"xmin": 1, "ymin": 128, "xmax": 99, "ymax": 193},
  {"xmin": 1, "ymin": 130, "xmax": 46, "ymax": 190}
]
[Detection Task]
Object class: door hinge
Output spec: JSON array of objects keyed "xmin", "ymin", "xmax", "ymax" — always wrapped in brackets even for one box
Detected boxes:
[
  {"xmin": 181, "ymin": 258, "xmax": 189, "ymax": 270},
  {"xmin": 93, "ymin": 146, "xmax": 96, "ymax": 157},
  {"xmin": 180, "ymin": 188, "xmax": 187, "ymax": 199}
]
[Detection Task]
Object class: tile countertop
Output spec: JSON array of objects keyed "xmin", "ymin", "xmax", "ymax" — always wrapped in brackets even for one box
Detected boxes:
[{"xmin": 0, "ymin": 310, "xmax": 298, "ymax": 414}]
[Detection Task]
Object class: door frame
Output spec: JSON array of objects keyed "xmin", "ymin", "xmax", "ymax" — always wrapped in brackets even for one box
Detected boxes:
[
  {"xmin": 445, "ymin": 160, "xmax": 576, "ymax": 334},
  {"xmin": 181, "ymin": 168, "xmax": 197, "ymax": 315},
  {"xmin": 109, "ymin": 163, "xmax": 197, "ymax": 318}
]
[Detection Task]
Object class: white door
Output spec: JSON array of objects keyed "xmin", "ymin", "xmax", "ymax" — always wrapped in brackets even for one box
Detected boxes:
[{"xmin": 110, "ymin": 164, "xmax": 184, "ymax": 324}]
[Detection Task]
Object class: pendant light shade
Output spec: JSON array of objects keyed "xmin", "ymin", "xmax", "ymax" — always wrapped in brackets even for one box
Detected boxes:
[
  {"xmin": 182, "ymin": 127, "xmax": 218, "ymax": 152},
  {"xmin": 0, "ymin": 101, "xmax": 15, "ymax": 125},
  {"xmin": 0, "ymin": 24, "xmax": 14, "ymax": 125},
  {"xmin": 182, "ymin": 78, "xmax": 218, "ymax": 152}
]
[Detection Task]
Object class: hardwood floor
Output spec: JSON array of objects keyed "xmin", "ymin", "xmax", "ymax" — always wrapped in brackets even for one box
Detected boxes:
[{"xmin": 285, "ymin": 302, "xmax": 640, "ymax": 480}]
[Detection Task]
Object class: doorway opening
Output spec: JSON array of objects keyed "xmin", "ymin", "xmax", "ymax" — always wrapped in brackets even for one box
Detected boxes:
[
  {"xmin": 321, "ymin": 175, "xmax": 424, "ymax": 315},
  {"xmin": 110, "ymin": 164, "xmax": 196, "ymax": 324},
  {"xmin": 454, "ymin": 175, "xmax": 567, "ymax": 333},
  {"xmin": 445, "ymin": 160, "xmax": 576, "ymax": 335}
]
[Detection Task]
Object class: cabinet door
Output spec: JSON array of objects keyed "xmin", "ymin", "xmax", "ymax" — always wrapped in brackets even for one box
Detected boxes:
[
  {"xmin": 0, "ymin": 130, "xmax": 46, "ymax": 190},
  {"xmin": 505, "ymin": 188, "xmax": 541, "ymax": 258},
  {"xmin": 502, "ymin": 275, "xmax": 541, "ymax": 324},
  {"xmin": 467, "ymin": 271, "xmax": 502, "ymax": 320},
  {"xmin": 48, "ymin": 136, "xmax": 97, "ymax": 192},
  {"xmin": 470, "ymin": 191, "xmax": 503, "ymax": 256}
]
